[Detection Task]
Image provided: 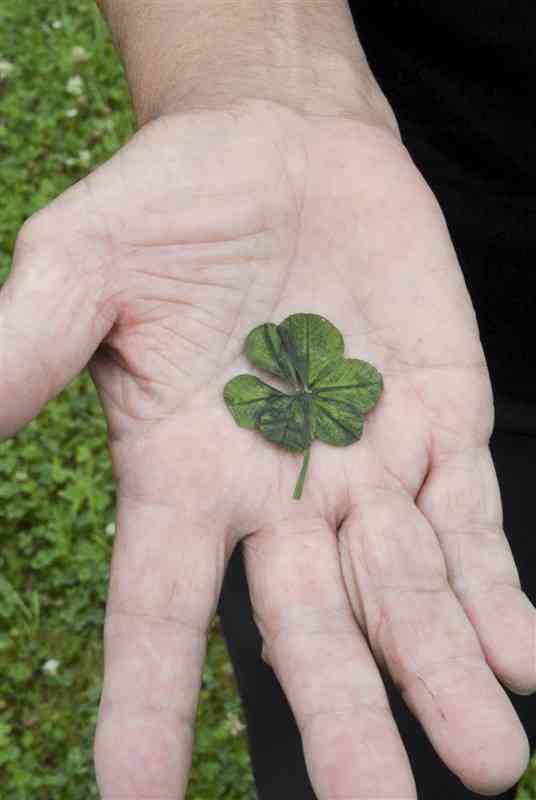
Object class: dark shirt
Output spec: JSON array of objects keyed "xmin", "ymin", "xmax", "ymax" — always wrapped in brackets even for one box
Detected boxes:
[{"xmin": 348, "ymin": 1, "xmax": 536, "ymax": 414}]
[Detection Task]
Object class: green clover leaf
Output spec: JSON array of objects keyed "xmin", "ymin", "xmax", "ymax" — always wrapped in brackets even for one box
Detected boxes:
[{"xmin": 223, "ymin": 313, "xmax": 383, "ymax": 499}]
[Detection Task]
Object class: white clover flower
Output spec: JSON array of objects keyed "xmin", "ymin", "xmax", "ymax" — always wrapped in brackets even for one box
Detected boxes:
[
  {"xmin": 66, "ymin": 75, "xmax": 83, "ymax": 96},
  {"xmin": 0, "ymin": 60, "xmax": 14, "ymax": 79},
  {"xmin": 226, "ymin": 712, "xmax": 245, "ymax": 736},
  {"xmin": 79, "ymin": 149, "xmax": 91, "ymax": 166},
  {"xmin": 95, "ymin": 118, "xmax": 115, "ymax": 133},
  {"xmin": 42, "ymin": 659, "xmax": 60, "ymax": 676},
  {"xmin": 65, "ymin": 108, "xmax": 78, "ymax": 118},
  {"xmin": 14, "ymin": 471, "xmax": 28, "ymax": 481},
  {"xmin": 71, "ymin": 45, "xmax": 90, "ymax": 62},
  {"xmin": 64, "ymin": 157, "xmax": 77, "ymax": 167},
  {"xmin": 105, "ymin": 522, "xmax": 116, "ymax": 537},
  {"xmin": 52, "ymin": 20, "xmax": 63, "ymax": 29}
]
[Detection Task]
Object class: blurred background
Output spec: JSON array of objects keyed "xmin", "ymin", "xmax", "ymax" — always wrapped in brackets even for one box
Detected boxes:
[{"xmin": 0, "ymin": 1, "xmax": 533, "ymax": 798}]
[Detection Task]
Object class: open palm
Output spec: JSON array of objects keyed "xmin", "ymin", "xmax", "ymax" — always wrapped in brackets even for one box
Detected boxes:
[{"xmin": 3, "ymin": 99, "xmax": 534, "ymax": 798}]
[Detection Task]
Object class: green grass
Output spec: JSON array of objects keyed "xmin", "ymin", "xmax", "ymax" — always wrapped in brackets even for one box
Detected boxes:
[
  {"xmin": 0, "ymin": 379, "xmax": 255, "ymax": 799},
  {"xmin": 0, "ymin": 1, "xmax": 254, "ymax": 797},
  {"xmin": 0, "ymin": 1, "xmax": 534, "ymax": 798}
]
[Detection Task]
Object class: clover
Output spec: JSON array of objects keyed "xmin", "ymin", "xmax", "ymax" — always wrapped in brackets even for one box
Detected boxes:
[{"xmin": 223, "ymin": 313, "xmax": 384, "ymax": 500}]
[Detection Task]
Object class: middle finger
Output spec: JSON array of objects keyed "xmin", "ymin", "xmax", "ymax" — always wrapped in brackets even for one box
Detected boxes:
[{"xmin": 243, "ymin": 509, "xmax": 417, "ymax": 799}]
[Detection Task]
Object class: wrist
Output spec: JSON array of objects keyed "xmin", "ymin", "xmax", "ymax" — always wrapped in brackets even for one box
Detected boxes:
[{"xmin": 96, "ymin": 0, "xmax": 400, "ymax": 135}]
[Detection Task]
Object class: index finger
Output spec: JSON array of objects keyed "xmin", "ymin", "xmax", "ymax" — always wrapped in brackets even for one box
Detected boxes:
[{"xmin": 94, "ymin": 492, "xmax": 225, "ymax": 799}]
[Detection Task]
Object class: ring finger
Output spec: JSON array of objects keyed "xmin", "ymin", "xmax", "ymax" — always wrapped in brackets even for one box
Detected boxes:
[{"xmin": 339, "ymin": 484, "xmax": 529, "ymax": 796}]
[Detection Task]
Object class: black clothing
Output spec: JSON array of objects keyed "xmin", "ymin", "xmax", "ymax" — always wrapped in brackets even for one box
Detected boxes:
[
  {"xmin": 219, "ymin": 425, "xmax": 536, "ymax": 799},
  {"xmin": 348, "ymin": 0, "xmax": 536, "ymax": 406}
]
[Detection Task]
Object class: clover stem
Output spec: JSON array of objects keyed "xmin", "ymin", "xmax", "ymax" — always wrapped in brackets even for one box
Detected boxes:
[{"xmin": 293, "ymin": 446, "xmax": 310, "ymax": 500}]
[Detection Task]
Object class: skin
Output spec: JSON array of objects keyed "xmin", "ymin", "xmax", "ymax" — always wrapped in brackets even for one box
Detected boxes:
[{"xmin": 3, "ymin": 99, "xmax": 535, "ymax": 798}]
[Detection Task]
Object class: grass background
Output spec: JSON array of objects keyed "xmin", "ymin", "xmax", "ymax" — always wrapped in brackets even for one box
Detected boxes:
[
  {"xmin": 0, "ymin": 1, "xmax": 254, "ymax": 797},
  {"xmin": 0, "ymin": 1, "xmax": 534, "ymax": 797}
]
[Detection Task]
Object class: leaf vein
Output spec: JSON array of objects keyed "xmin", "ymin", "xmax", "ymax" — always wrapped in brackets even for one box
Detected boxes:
[
  {"xmin": 315, "ymin": 402, "xmax": 359, "ymax": 437},
  {"xmin": 231, "ymin": 392, "xmax": 281, "ymax": 406},
  {"xmin": 314, "ymin": 382, "xmax": 371, "ymax": 392}
]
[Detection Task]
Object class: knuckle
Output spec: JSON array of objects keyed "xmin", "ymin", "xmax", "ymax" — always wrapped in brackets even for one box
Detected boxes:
[
  {"xmin": 261, "ymin": 513, "xmax": 331, "ymax": 540},
  {"xmin": 400, "ymin": 653, "xmax": 488, "ymax": 702},
  {"xmin": 299, "ymin": 701, "xmax": 391, "ymax": 740},
  {"xmin": 258, "ymin": 607, "xmax": 355, "ymax": 668},
  {"xmin": 16, "ymin": 208, "xmax": 54, "ymax": 247}
]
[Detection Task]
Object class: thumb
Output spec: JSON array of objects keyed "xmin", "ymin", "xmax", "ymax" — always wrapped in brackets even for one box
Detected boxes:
[{"xmin": 0, "ymin": 192, "xmax": 117, "ymax": 438}]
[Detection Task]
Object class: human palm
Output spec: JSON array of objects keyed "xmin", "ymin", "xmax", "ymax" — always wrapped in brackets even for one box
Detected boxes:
[{"xmin": 4, "ymin": 100, "xmax": 534, "ymax": 798}]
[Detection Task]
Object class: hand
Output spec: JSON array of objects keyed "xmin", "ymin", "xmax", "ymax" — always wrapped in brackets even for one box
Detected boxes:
[{"xmin": 3, "ymin": 99, "xmax": 534, "ymax": 799}]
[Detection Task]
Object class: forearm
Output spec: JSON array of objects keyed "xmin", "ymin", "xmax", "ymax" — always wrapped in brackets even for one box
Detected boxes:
[{"xmin": 95, "ymin": 0, "xmax": 399, "ymax": 130}]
